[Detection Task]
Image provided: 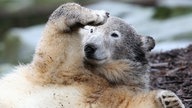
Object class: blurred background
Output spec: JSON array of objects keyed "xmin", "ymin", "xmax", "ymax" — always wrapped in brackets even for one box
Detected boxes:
[{"xmin": 0, "ymin": 0, "xmax": 192, "ymax": 76}]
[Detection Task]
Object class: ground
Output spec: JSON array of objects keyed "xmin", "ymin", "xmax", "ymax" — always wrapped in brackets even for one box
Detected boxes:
[{"xmin": 149, "ymin": 44, "xmax": 192, "ymax": 108}]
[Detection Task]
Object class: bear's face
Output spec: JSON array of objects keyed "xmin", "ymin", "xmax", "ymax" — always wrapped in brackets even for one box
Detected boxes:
[{"xmin": 82, "ymin": 17, "xmax": 155, "ymax": 65}]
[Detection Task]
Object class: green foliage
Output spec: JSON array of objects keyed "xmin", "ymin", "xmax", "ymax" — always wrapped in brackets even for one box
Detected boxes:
[
  {"xmin": 0, "ymin": 0, "xmax": 12, "ymax": 8},
  {"xmin": 153, "ymin": 7, "xmax": 192, "ymax": 20}
]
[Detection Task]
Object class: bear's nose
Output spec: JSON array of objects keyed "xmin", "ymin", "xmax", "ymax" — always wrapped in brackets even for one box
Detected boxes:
[{"xmin": 84, "ymin": 44, "xmax": 97, "ymax": 55}]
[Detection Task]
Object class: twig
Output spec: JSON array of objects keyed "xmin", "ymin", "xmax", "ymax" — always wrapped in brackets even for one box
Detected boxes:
[
  {"xmin": 166, "ymin": 66, "xmax": 187, "ymax": 75},
  {"xmin": 150, "ymin": 62, "xmax": 169, "ymax": 68}
]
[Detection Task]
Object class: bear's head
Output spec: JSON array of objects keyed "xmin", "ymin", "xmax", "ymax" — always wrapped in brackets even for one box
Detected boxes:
[
  {"xmin": 82, "ymin": 17, "xmax": 155, "ymax": 65},
  {"xmin": 82, "ymin": 17, "xmax": 155, "ymax": 87}
]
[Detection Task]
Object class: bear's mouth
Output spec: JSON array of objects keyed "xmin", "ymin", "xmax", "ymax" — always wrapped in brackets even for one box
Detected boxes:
[
  {"xmin": 84, "ymin": 56, "xmax": 107, "ymax": 61},
  {"xmin": 84, "ymin": 56, "xmax": 107, "ymax": 64}
]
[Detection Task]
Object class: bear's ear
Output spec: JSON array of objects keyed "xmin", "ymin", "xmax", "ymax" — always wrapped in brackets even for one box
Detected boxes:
[{"xmin": 140, "ymin": 36, "xmax": 155, "ymax": 52}]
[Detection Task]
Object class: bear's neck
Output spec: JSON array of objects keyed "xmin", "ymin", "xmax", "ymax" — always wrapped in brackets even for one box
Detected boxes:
[
  {"xmin": 30, "ymin": 24, "xmax": 84, "ymax": 84},
  {"xmin": 85, "ymin": 60, "xmax": 150, "ymax": 92}
]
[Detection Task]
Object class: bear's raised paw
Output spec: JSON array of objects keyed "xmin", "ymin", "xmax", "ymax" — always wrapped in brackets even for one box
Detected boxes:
[
  {"xmin": 87, "ymin": 10, "xmax": 109, "ymax": 26},
  {"xmin": 157, "ymin": 90, "xmax": 185, "ymax": 108}
]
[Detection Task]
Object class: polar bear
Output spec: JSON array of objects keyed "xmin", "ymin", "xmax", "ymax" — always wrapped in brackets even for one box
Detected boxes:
[{"xmin": 0, "ymin": 3, "xmax": 184, "ymax": 108}]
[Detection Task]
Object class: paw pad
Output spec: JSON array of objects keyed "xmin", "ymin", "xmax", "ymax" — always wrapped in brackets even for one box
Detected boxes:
[{"xmin": 157, "ymin": 90, "xmax": 185, "ymax": 108}]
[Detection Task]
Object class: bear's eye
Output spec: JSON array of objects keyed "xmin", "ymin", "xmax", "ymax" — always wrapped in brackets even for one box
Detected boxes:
[
  {"xmin": 90, "ymin": 29, "xmax": 93, "ymax": 33},
  {"xmin": 111, "ymin": 33, "xmax": 119, "ymax": 38}
]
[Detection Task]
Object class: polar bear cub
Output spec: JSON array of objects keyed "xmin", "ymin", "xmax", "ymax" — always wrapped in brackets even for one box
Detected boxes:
[{"xmin": 0, "ymin": 3, "xmax": 184, "ymax": 108}]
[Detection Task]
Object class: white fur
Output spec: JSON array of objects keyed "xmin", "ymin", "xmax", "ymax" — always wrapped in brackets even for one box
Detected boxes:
[{"xmin": 0, "ymin": 66, "xmax": 86, "ymax": 108}]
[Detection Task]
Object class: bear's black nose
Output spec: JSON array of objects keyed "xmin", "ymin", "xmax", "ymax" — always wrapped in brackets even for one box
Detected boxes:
[{"xmin": 84, "ymin": 44, "xmax": 97, "ymax": 58}]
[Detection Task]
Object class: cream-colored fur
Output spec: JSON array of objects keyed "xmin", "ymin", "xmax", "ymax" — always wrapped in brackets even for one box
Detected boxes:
[{"xmin": 0, "ymin": 3, "xmax": 184, "ymax": 108}]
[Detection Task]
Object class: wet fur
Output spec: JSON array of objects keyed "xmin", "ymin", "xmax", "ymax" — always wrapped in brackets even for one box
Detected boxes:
[{"xmin": 0, "ymin": 3, "xmax": 184, "ymax": 108}]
